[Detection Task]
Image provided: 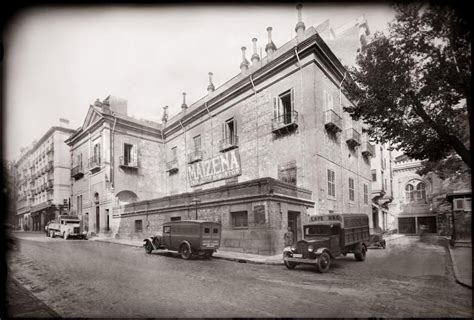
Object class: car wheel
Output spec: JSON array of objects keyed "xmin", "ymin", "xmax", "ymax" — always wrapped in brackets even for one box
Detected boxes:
[
  {"xmin": 355, "ymin": 245, "xmax": 366, "ymax": 261},
  {"xmin": 315, "ymin": 252, "xmax": 331, "ymax": 273},
  {"xmin": 283, "ymin": 252, "xmax": 297, "ymax": 269},
  {"xmin": 144, "ymin": 241, "xmax": 153, "ymax": 254},
  {"xmin": 180, "ymin": 243, "xmax": 192, "ymax": 260}
]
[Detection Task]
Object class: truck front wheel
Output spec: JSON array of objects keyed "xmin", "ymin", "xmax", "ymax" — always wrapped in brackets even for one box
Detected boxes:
[
  {"xmin": 144, "ymin": 241, "xmax": 153, "ymax": 254},
  {"xmin": 354, "ymin": 245, "xmax": 366, "ymax": 261},
  {"xmin": 315, "ymin": 252, "xmax": 331, "ymax": 273},
  {"xmin": 283, "ymin": 252, "xmax": 296, "ymax": 269}
]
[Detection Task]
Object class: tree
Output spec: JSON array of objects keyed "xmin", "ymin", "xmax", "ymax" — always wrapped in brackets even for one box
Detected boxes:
[{"xmin": 343, "ymin": 3, "xmax": 471, "ymax": 170}]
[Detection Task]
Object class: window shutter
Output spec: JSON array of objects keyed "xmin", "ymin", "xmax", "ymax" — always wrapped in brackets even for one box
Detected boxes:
[
  {"xmin": 222, "ymin": 122, "xmax": 226, "ymax": 141},
  {"xmin": 232, "ymin": 118, "xmax": 237, "ymax": 137},
  {"xmin": 290, "ymin": 88, "xmax": 295, "ymax": 112},
  {"xmin": 131, "ymin": 145, "xmax": 137, "ymax": 166},
  {"xmin": 273, "ymin": 96, "xmax": 279, "ymax": 119}
]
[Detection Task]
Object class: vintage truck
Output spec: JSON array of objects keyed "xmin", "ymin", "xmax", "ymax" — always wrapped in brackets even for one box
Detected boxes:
[
  {"xmin": 283, "ymin": 214, "xmax": 370, "ymax": 273},
  {"xmin": 143, "ymin": 220, "xmax": 221, "ymax": 259},
  {"xmin": 46, "ymin": 215, "xmax": 87, "ymax": 240}
]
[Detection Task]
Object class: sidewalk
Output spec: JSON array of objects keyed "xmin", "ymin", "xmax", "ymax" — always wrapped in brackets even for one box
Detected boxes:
[
  {"xmin": 90, "ymin": 236, "xmax": 284, "ymax": 265},
  {"xmin": 5, "ymin": 275, "xmax": 61, "ymax": 318},
  {"xmin": 448, "ymin": 243, "xmax": 472, "ymax": 289}
]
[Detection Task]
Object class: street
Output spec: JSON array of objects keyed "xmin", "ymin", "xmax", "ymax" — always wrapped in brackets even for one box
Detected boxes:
[{"xmin": 7, "ymin": 233, "xmax": 473, "ymax": 318}]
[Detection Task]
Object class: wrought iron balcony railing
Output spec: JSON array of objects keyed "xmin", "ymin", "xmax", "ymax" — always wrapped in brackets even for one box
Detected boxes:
[
  {"xmin": 72, "ymin": 164, "xmax": 84, "ymax": 179},
  {"xmin": 345, "ymin": 128, "xmax": 361, "ymax": 148},
  {"xmin": 166, "ymin": 159, "xmax": 179, "ymax": 173},
  {"xmin": 324, "ymin": 109, "xmax": 343, "ymax": 133},
  {"xmin": 361, "ymin": 140, "xmax": 375, "ymax": 158},
  {"xmin": 89, "ymin": 155, "xmax": 101, "ymax": 172},
  {"xmin": 271, "ymin": 111, "xmax": 298, "ymax": 133},
  {"xmin": 119, "ymin": 156, "xmax": 139, "ymax": 169},
  {"xmin": 187, "ymin": 150, "xmax": 203, "ymax": 164},
  {"xmin": 219, "ymin": 135, "xmax": 239, "ymax": 152}
]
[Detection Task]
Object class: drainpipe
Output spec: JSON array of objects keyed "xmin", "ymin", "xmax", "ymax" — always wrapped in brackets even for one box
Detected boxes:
[
  {"xmin": 249, "ymin": 74, "xmax": 260, "ymax": 178},
  {"xmin": 111, "ymin": 112, "xmax": 117, "ymax": 189}
]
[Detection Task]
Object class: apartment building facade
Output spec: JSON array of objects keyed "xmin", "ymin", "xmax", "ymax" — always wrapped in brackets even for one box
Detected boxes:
[
  {"xmin": 114, "ymin": 7, "xmax": 374, "ymax": 254},
  {"xmin": 65, "ymin": 96, "xmax": 165, "ymax": 235},
  {"xmin": 15, "ymin": 121, "xmax": 75, "ymax": 231}
]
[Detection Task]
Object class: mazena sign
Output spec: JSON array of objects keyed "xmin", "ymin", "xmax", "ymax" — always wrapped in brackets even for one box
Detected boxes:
[{"xmin": 187, "ymin": 149, "xmax": 241, "ymax": 187}]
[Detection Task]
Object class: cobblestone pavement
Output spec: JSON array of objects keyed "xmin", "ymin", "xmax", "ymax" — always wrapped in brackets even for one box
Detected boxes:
[{"xmin": 7, "ymin": 233, "xmax": 473, "ymax": 318}]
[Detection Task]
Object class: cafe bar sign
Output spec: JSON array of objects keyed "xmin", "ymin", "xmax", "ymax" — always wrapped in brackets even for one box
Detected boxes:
[{"xmin": 187, "ymin": 149, "xmax": 241, "ymax": 187}]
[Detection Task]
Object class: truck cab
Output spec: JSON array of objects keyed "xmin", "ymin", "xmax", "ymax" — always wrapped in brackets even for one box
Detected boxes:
[
  {"xmin": 283, "ymin": 214, "xmax": 369, "ymax": 273},
  {"xmin": 46, "ymin": 215, "xmax": 87, "ymax": 240}
]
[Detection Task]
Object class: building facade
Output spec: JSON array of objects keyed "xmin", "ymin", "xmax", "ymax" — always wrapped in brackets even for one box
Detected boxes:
[
  {"xmin": 15, "ymin": 121, "xmax": 75, "ymax": 231},
  {"xmin": 65, "ymin": 96, "xmax": 165, "ymax": 235},
  {"xmin": 113, "ymin": 8, "xmax": 374, "ymax": 254}
]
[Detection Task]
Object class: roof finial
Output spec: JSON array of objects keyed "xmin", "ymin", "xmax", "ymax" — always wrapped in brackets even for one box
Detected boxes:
[
  {"xmin": 181, "ymin": 93, "xmax": 187, "ymax": 110},
  {"xmin": 162, "ymin": 105, "xmax": 169, "ymax": 124},
  {"xmin": 295, "ymin": 4, "xmax": 306, "ymax": 37},
  {"xmin": 240, "ymin": 46, "xmax": 249, "ymax": 73},
  {"xmin": 251, "ymin": 38, "xmax": 260, "ymax": 64},
  {"xmin": 265, "ymin": 27, "xmax": 277, "ymax": 59},
  {"xmin": 207, "ymin": 72, "xmax": 215, "ymax": 93}
]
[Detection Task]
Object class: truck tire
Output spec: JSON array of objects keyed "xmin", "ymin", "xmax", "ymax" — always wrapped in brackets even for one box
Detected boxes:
[
  {"xmin": 354, "ymin": 245, "xmax": 366, "ymax": 261},
  {"xmin": 180, "ymin": 243, "xmax": 192, "ymax": 260},
  {"xmin": 144, "ymin": 241, "xmax": 153, "ymax": 254},
  {"xmin": 315, "ymin": 252, "xmax": 331, "ymax": 273}
]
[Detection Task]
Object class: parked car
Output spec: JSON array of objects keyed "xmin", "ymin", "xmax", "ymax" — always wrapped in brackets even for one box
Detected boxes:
[
  {"xmin": 143, "ymin": 220, "xmax": 221, "ymax": 259},
  {"xmin": 283, "ymin": 214, "xmax": 370, "ymax": 273},
  {"xmin": 367, "ymin": 228, "xmax": 386, "ymax": 249}
]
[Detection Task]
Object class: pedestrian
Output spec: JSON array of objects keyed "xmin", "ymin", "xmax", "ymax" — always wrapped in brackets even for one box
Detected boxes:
[{"xmin": 284, "ymin": 227, "xmax": 294, "ymax": 247}]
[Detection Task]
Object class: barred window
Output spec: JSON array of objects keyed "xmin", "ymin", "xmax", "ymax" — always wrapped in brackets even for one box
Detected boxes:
[
  {"xmin": 363, "ymin": 184, "xmax": 368, "ymax": 205},
  {"xmin": 327, "ymin": 169, "xmax": 336, "ymax": 197},
  {"xmin": 349, "ymin": 178, "xmax": 355, "ymax": 201}
]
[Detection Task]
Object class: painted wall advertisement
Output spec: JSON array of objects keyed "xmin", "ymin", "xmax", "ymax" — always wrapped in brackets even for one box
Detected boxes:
[{"xmin": 187, "ymin": 149, "xmax": 241, "ymax": 187}]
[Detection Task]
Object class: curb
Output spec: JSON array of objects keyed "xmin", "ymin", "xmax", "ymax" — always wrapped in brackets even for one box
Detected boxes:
[
  {"xmin": 92, "ymin": 238, "xmax": 283, "ymax": 265},
  {"xmin": 446, "ymin": 244, "xmax": 472, "ymax": 289},
  {"xmin": 7, "ymin": 275, "xmax": 62, "ymax": 318}
]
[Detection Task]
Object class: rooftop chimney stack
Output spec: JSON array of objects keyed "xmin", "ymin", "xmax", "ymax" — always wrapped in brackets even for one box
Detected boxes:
[
  {"xmin": 207, "ymin": 72, "xmax": 215, "ymax": 94},
  {"xmin": 295, "ymin": 4, "xmax": 306, "ymax": 38},
  {"xmin": 251, "ymin": 38, "xmax": 260, "ymax": 65},
  {"xmin": 162, "ymin": 105, "xmax": 169, "ymax": 125},
  {"xmin": 240, "ymin": 46, "xmax": 249, "ymax": 73},
  {"xmin": 181, "ymin": 92, "xmax": 188, "ymax": 110},
  {"xmin": 265, "ymin": 27, "xmax": 277, "ymax": 60}
]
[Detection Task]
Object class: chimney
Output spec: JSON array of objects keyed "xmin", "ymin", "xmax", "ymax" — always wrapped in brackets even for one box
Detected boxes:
[
  {"xmin": 251, "ymin": 38, "xmax": 260, "ymax": 65},
  {"xmin": 240, "ymin": 46, "xmax": 249, "ymax": 73},
  {"xmin": 162, "ymin": 105, "xmax": 169, "ymax": 125},
  {"xmin": 181, "ymin": 92, "xmax": 188, "ymax": 110},
  {"xmin": 207, "ymin": 72, "xmax": 215, "ymax": 94},
  {"xmin": 265, "ymin": 27, "xmax": 277, "ymax": 59},
  {"xmin": 295, "ymin": 4, "xmax": 306, "ymax": 38}
]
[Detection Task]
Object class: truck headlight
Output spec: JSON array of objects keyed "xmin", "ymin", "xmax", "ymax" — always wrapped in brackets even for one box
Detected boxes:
[
  {"xmin": 308, "ymin": 245, "xmax": 314, "ymax": 252},
  {"xmin": 290, "ymin": 246, "xmax": 297, "ymax": 252}
]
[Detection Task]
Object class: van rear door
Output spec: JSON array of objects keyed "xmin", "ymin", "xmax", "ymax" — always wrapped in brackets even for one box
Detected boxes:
[{"xmin": 201, "ymin": 223, "xmax": 220, "ymax": 249}]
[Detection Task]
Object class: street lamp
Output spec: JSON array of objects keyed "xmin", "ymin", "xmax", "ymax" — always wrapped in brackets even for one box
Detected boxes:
[{"xmin": 192, "ymin": 198, "xmax": 201, "ymax": 220}]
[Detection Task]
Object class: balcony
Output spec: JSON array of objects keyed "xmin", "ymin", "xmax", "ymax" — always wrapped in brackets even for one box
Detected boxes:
[
  {"xmin": 187, "ymin": 150, "xmax": 203, "ymax": 164},
  {"xmin": 324, "ymin": 109, "xmax": 343, "ymax": 133},
  {"xmin": 361, "ymin": 140, "xmax": 375, "ymax": 158},
  {"xmin": 272, "ymin": 111, "xmax": 298, "ymax": 134},
  {"xmin": 46, "ymin": 145, "xmax": 54, "ymax": 154},
  {"xmin": 72, "ymin": 164, "xmax": 84, "ymax": 179},
  {"xmin": 89, "ymin": 155, "xmax": 101, "ymax": 173},
  {"xmin": 119, "ymin": 156, "xmax": 139, "ymax": 169},
  {"xmin": 47, "ymin": 161, "xmax": 54, "ymax": 172},
  {"xmin": 47, "ymin": 179, "xmax": 54, "ymax": 189},
  {"xmin": 219, "ymin": 135, "xmax": 239, "ymax": 152},
  {"xmin": 345, "ymin": 128, "xmax": 361, "ymax": 148},
  {"xmin": 166, "ymin": 159, "xmax": 179, "ymax": 173}
]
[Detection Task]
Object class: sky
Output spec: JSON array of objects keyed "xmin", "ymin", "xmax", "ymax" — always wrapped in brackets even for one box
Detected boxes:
[{"xmin": 3, "ymin": 3, "xmax": 395, "ymax": 161}]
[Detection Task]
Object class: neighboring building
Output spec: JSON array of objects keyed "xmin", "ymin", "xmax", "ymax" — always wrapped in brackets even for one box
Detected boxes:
[
  {"xmin": 15, "ymin": 120, "xmax": 75, "ymax": 231},
  {"xmin": 65, "ymin": 96, "xmax": 165, "ymax": 235},
  {"xmin": 370, "ymin": 143, "xmax": 395, "ymax": 231},
  {"xmin": 446, "ymin": 189, "xmax": 472, "ymax": 242},
  {"xmin": 3, "ymin": 160, "xmax": 18, "ymax": 226},
  {"xmin": 388, "ymin": 154, "xmax": 471, "ymax": 235},
  {"xmin": 114, "ymin": 6, "xmax": 374, "ymax": 255}
]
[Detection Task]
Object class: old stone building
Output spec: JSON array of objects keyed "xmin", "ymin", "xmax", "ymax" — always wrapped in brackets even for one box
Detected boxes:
[
  {"xmin": 388, "ymin": 154, "xmax": 471, "ymax": 235},
  {"xmin": 15, "ymin": 120, "xmax": 75, "ymax": 231},
  {"xmin": 65, "ymin": 95, "xmax": 165, "ymax": 235},
  {"xmin": 114, "ymin": 6, "xmax": 374, "ymax": 255}
]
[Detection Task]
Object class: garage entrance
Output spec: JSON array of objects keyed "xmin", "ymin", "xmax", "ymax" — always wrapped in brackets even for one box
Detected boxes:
[
  {"xmin": 398, "ymin": 217, "xmax": 416, "ymax": 234},
  {"xmin": 417, "ymin": 216, "xmax": 437, "ymax": 233}
]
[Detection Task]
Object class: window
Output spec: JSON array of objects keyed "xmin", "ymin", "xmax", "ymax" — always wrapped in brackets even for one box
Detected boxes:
[
  {"xmin": 349, "ymin": 177, "xmax": 355, "ymax": 201},
  {"xmin": 364, "ymin": 184, "xmax": 368, "ymax": 205},
  {"xmin": 324, "ymin": 90, "xmax": 334, "ymax": 110},
  {"xmin": 135, "ymin": 220, "xmax": 143, "ymax": 233},
  {"xmin": 327, "ymin": 169, "xmax": 336, "ymax": 197},
  {"xmin": 372, "ymin": 170, "xmax": 377, "ymax": 182},
  {"xmin": 123, "ymin": 143, "xmax": 137, "ymax": 166},
  {"xmin": 415, "ymin": 182, "xmax": 426, "ymax": 201},
  {"xmin": 254, "ymin": 205, "xmax": 266, "ymax": 225},
  {"xmin": 405, "ymin": 184, "xmax": 414, "ymax": 202},
  {"xmin": 231, "ymin": 211, "xmax": 248, "ymax": 228},
  {"xmin": 77, "ymin": 154, "xmax": 82, "ymax": 166},
  {"xmin": 213, "ymin": 228, "xmax": 219, "ymax": 234},
  {"xmin": 273, "ymin": 89, "xmax": 294, "ymax": 124},
  {"xmin": 171, "ymin": 146, "xmax": 177, "ymax": 160},
  {"xmin": 278, "ymin": 161, "xmax": 297, "ymax": 186},
  {"xmin": 193, "ymin": 135, "xmax": 201, "ymax": 151},
  {"xmin": 163, "ymin": 226, "xmax": 171, "ymax": 233},
  {"xmin": 223, "ymin": 118, "xmax": 237, "ymax": 145},
  {"xmin": 94, "ymin": 143, "xmax": 101, "ymax": 161},
  {"xmin": 204, "ymin": 228, "xmax": 210, "ymax": 233}
]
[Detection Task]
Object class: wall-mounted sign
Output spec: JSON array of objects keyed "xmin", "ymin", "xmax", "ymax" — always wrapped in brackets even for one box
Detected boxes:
[{"xmin": 187, "ymin": 149, "xmax": 241, "ymax": 187}]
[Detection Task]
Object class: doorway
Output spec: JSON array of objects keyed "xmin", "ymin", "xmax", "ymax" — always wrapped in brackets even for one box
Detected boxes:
[
  {"xmin": 96, "ymin": 206, "xmax": 100, "ymax": 233},
  {"xmin": 288, "ymin": 211, "xmax": 300, "ymax": 244}
]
